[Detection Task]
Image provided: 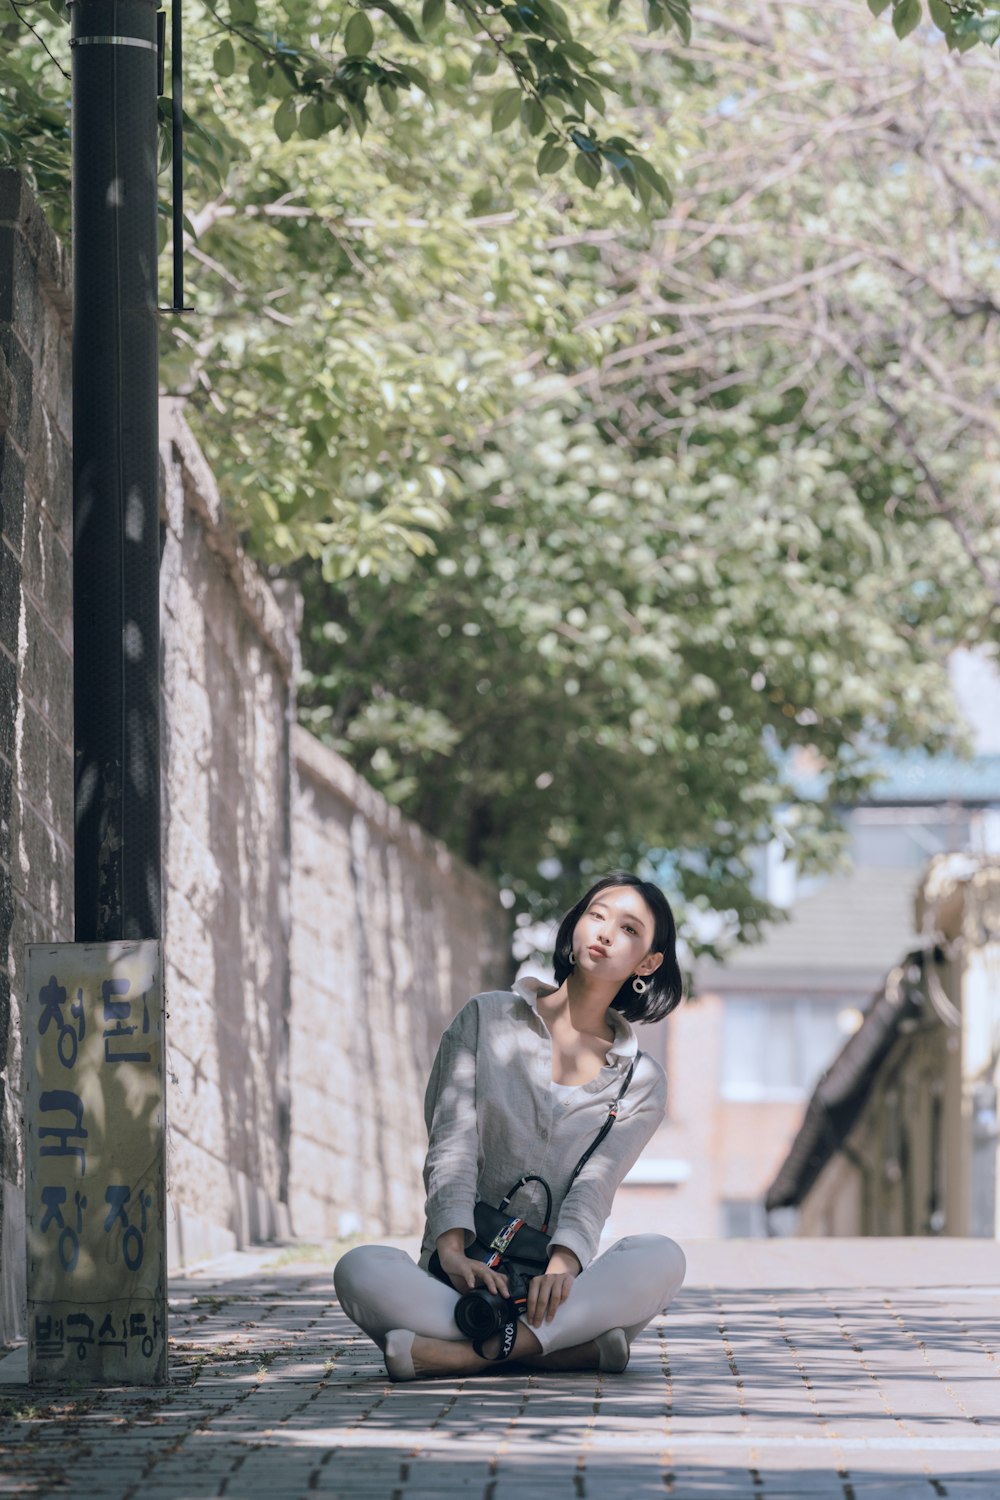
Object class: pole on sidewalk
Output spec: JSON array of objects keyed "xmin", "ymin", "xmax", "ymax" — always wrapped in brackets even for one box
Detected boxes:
[
  {"xmin": 23, "ymin": 0, "xmax": 167, "ymax": 1388},
  {"xmin": 71, "ymin": 0, "xmax": 162, "ymax": 942}
]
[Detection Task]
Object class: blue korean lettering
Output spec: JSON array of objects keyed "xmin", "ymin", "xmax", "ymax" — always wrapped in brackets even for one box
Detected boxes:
[
  {"xmin": 97, "ymin": 1312, "xmax": 127, "ymax": 1353},
  {"xmin": 39, "ymin": 1185, "xmax": 87, "ymax": 1272},
  {"xmin": 38, "ymin": 1090, "xmax": 88, "ymax": 1174},
  {"xmin": 37, "ymin": 977, "xmax": 86, "ymax": 1069},
  {"xmin": 66, "ymin": 1312, "xmax": 95, "ymax": 1360},
  {"xmin": 104, "ymin": 1184, "xmax": 152, "ymax": 1271},
  {"xmin": 34, "ymin": 1314, "xmax": 65, "ymax": 1360},
  {"xmin": 102, "ymin": 979, "xmax": 152, "ymax": 1064}
]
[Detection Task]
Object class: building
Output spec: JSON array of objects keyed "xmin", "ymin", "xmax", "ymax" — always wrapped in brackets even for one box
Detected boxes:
[
  {"xmin": 765, "ymin": 856, "xmax": 1000, "ymax": 1239},
  {"xmin": 610, "ymin": 653, "xmax": 1000, "ymax": 1241}
]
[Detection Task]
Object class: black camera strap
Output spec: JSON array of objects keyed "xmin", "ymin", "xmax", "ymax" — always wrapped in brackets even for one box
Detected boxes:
[
  {"xmin": 568, "ymin": 1050, "xmax": 641, "ymax": 1185},
  {"xmin": 497, "ymin": 1051, "xmax": 642, "ymax": 1231}
]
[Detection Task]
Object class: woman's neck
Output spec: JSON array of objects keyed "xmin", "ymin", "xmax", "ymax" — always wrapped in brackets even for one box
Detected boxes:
[{"xmin": 543, "ymin": 973, "xmax": 615, "ymax": 1040}]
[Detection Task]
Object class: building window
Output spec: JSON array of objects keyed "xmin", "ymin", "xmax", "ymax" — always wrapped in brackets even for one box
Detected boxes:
[{"xmin": 721, "ymin": 996, "xmax": 853, "ymax": 1101}]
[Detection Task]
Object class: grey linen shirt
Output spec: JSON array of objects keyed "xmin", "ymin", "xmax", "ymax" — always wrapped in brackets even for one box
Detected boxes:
[{"xmin": 420, "ymin": 976, "xmax": 668, "ymax": 1272}]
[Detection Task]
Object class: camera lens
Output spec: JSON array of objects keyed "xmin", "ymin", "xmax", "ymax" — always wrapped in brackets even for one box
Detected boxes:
[{"xmin": 454, "ymin": 1290, "xmax": 503, "ymax": 1340}]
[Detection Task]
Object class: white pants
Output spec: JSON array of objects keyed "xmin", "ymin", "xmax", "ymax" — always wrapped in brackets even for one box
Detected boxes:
[{"xmin": 333, "ymin": 1233, "xmax": 686, "ymax": 1357}]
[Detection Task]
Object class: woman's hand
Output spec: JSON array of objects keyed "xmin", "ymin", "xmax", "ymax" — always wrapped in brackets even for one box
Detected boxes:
[
  {"xmin": 526, "ymin": 1245, "xmax": 581, "ymax": 1328},
  {"xmin": 435, "ymin": 1231, "xmax": 509, "ymax": 1299}
]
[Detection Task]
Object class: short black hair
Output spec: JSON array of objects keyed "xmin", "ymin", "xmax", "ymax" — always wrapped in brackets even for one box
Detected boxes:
[{"xmin": 552, "ymin": 871, "xmax": 683, "ymax": 1024}]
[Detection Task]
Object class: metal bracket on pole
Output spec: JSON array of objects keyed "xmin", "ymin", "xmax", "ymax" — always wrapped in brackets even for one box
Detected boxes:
[{"xmin": 158, "ymin": 1, "xmax": 194, "ymax": 313}]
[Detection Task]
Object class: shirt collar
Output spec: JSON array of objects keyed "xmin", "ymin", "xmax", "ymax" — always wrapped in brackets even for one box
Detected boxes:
[{"xmin": 512, "ymin": 974, "xmax": 638, "ymax": 1063}]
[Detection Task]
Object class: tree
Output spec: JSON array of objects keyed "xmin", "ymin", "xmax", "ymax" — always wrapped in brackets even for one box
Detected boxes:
[{"xmin": 297, "ymin": 0, "xmax": 998, "ymax": 929}]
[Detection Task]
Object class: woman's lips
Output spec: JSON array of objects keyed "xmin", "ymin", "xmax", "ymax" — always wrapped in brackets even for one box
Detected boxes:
[{"xmin": 588, "ymin": 945, "xmax": 607, "ymax": 959}]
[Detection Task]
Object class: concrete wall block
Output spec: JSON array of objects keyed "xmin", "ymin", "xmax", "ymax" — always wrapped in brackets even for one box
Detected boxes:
[
  {"xmin": 24, "ymin": 403, "xmax": 71, "ymax": 542},
  {"xmin": 0, "ymin": 226, "xmax": 42, "ymax": 352},
  {"xmin": 0, "ymin": 342, "xmax": 16, "ymax": 442},
  {"xmin": 9, "ymin": 793, "xmax": 72, "ymax": 935},
  {"xmin": 0, "ymin": 1179, "xmax": 25, "ymax": 1340},
  {"xmin": 162, "ymin": 967, "xmax": 222, "ymax": 1086},
  {"xmin": 289, "ymin": 1033, "xmax": 354, "ymax": 1109},
  {"xmin": 19, "ymin": 598, "xmax": 72, "ymax": 748},
  {"xmin": 166, "ymin": 1194, "xmax": 237, "ymax": 1269},
  {"xmin": 0, "ymin": 538, "xmax": 19, "ymax": 656},
  {"xmin": 33, "ymin": 305, "xmax": 72, "ymax": 447},
  {"xmin": 0, "ymin": 651, "xmax": 14, "ymax": 763},
  {"xmin": 0, "ymin": 170, "xmax": 70, "ymax": 319},
  {"xmin": 0, "ymin": 861, "xmax": 12, "ymax": 974},
  {"xmin": 0, "ymin": 752, "xmax": 11, "ymax": 858},
  {"xmin": 0, "ymin": 329, "xmax": 32, "ymax": 450},
  {"xmin": 0, "ymin": 438, "xmax": 26, "ymax": 557},
  {"xmin": 165, "ymin": 1129, "xmax": 234, "ymax": 1231},
  {"xmin": 21, "ymin": 509, "xmax": 71, "ymax": 657},
  {"xmin": 165, "ymin": 1041, "xmax": 228, "ymax": 1144},
  {"xmin": 13, "ymin": 700, "xmax": 72, "ymax": 844}
]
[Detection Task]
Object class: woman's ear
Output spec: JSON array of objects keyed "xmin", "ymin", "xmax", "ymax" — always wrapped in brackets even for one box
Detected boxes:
[{"xmin": 638, "ymin": 951, "xmax": 664, "ymax": 978}]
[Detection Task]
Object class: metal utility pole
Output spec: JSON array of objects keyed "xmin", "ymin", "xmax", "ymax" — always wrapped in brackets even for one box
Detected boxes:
[{"xmin": 71, "ymin": 0, "xmax": 162, "ymax": 942}]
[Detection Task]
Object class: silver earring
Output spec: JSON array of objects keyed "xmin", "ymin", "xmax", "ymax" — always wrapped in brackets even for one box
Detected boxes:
[
  {"xmin": 568, "ymin": 951, "xmax": 576, "ymax": 967},
  {"xmin": 632, "ymin": 975, "xmax": 647, "ymax": 995}
]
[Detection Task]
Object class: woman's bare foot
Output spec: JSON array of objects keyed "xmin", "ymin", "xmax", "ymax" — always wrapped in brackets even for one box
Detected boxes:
[
  {"xmin": 409, "ymin": 1321, "xmax": 543, "ymax": 1377},
  {"xmin": 518, "ymin": 1339, "xmax": 600, "ymax": 1372}
]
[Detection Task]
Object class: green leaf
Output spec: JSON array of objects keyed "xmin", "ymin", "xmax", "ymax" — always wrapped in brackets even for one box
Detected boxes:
[
  {"xmin": 373, "ymin": 1, "xmax": 422, "ymax": 43},
  {"xmin": 273, "ymin": 96, "xmax": 297, "ymax": 142},
  {"xmin": 230, "ymin": 0, "xmax": 257, "ymax": 22},
  {"xmin": 379, "ymin": 82, "xmax": 399, "ymax": 114},
  {"xmin": 270, "ymin": 63, "xmax": 296, "ymax": 99},
  {"xmin": 396, "ymin": 61, "xmax": 434, "ymax": 94},
  {"xmin": 663, "ymin": 0, "xmax": 692, "ymax": 44},
  {"xmin": 422, "ymin": 0, "xmax": 446, "ymax": 27},
  {"xmin": 298, "ymin": 99, "xmax": 325, "ymax": 138},
  {"xmin": 247, "ymin": 59, "xmax": 269, "ymax": 97},
  {"xmin": 344, "ymin": 10, "xmax": 376, "ymax": 55},
  {"xmin": 574, "ymin": 150, "xmax": 601, "ymax": 187},
  {"xmin": 491, "ymin": 87, "xmax": 523, "ymax": 133},
  {"xmin": 632, "ymin": 153, "xmax": 673, "ymax": 204},
  {"xmin": 521, "ymin": 97, "xmax": 546, "ymax": 136},
  {"xmin": 927, "ymin": 0, "xmax": 950, "ymax": 28},
  {"xmin": 471, "ymin": 48, "xmax": 499, "ymax": 77},
  {"xmin": 867, "ymin": 0, "xmax": 892, "ymax": 14},
  {"xmin": 577, "ymin": 78, "xmax": 606, "ymax": 116},
  {"xmin": 892, "ymin": 0, "xmax": 922, "ymax": 34},
  {"xmin": 537, "ymin": 139, "xmax": 568, "ymax": 173},
  {"xmin": 213, "ymin": 40, "xmax": 236, "ymax": 78}
]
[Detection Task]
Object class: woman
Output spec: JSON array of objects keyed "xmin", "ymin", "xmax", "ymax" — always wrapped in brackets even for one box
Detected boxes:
[{"xmin": 334, "ymin": 871, "xmax": 687, "ymax": 1381}]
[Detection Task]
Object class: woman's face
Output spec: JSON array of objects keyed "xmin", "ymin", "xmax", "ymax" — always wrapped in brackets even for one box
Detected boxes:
[{"xmin": 571, "ymin": 885, "xmax": 663, "ymax": 987}]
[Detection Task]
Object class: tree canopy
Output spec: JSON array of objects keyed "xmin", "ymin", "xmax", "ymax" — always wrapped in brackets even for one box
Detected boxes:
[{"xmin": 2, "ymin": 0, "xmax": 998, "ymax": 937}]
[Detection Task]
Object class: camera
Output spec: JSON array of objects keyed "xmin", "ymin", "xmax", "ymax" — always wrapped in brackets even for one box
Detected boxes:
[{"xmin": 454, "ymin": 1266, "xmax": 528, "ymax": 1342}]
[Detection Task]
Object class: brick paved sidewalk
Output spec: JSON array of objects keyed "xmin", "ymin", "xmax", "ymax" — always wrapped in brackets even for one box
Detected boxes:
[{"xmin": 1, "ymin": 1240, "xmax": 999, "ymax": 1499}]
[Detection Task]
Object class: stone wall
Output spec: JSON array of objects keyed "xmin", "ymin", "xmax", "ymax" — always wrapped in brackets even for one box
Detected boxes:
[
  {"xmin": 289, "ymin": 729, "xmax": 513, "ymax": 1241},
  {"xmin": 0, "ymin": 172, "xmax": 512, "ymax": 1344},
  {"xmin": 160, "ymin": 409, "xmax": 299, "ymax": 1267},
  {"xmin": 0, "ymin": 173, "xmax": 74, "ymax": 1347}
]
